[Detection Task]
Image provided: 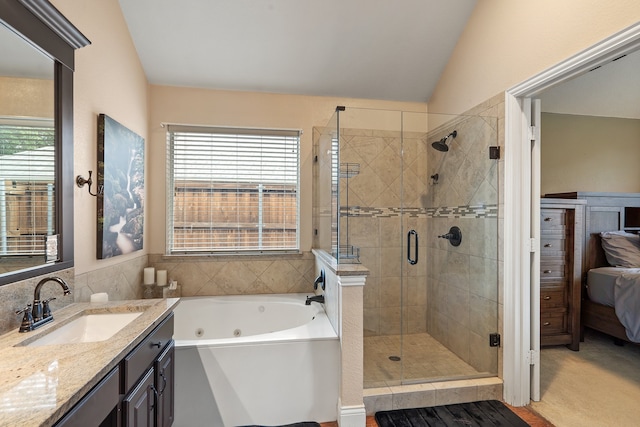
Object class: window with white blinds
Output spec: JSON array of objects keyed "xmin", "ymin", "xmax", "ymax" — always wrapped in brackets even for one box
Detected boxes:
[
  {"xmin": 166, "ymin": 125, "xmax": 300, "ymax": 254},
  {"xmin": 0, "ymin": 119, "xmax": 55, "ymax": 256}
]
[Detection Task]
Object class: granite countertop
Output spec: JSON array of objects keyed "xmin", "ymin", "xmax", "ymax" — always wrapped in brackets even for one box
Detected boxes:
[{"xmin": 0, "ymin": 297, "xmax": 180, "ymax": 427}]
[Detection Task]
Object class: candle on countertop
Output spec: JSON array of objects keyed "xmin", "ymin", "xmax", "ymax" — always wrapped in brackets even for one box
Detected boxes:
[
  {"xmin": 143, "ymin": 267, "xmax": 155, "ymax": 285},
  {"xmin": 157, "ymin": 270, "xmax": 167, "ymax": 287}
]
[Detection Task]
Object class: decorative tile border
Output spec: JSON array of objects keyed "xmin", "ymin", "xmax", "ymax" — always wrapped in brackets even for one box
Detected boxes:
[{"xmin": 341, "ymin": 204, "xmax": 498, "ymax": 219}]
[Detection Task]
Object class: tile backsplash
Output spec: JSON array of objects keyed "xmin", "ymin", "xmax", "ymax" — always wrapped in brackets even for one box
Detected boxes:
[
  {"xmin": 0, "ymin": 268, "xmax": 75, "ymax": 335},
  {"xmin": 147, "ymin": 252, "xmax": 316, "ymax": 297}
]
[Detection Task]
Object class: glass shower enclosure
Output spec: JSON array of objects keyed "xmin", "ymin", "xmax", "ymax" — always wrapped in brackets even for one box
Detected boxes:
[{"xmin": 314, "ymin": 106, "xmax": 500, "ymax": 387}]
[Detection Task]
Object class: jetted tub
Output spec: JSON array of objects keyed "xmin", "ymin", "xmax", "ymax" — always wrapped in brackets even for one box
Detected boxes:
[{"xmin": 173, "ymin": 293, "xmax": 339, "ymax": 427}]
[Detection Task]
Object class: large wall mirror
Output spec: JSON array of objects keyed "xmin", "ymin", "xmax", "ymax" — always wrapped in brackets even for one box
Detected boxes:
[{"xmin": 0, "ymin": 0, "xmax": 89, "ymax": 285}]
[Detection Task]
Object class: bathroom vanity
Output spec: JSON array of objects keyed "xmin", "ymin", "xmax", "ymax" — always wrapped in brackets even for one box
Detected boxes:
[{"xmin": 0, "ymin": 298, "xmax": 179, "ymax": 427}]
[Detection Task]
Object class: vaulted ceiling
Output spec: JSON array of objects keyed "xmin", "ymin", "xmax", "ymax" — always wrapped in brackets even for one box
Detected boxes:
[{"xmin": 118, "ymin": 0, "xmax": 477, "ymax": 103}]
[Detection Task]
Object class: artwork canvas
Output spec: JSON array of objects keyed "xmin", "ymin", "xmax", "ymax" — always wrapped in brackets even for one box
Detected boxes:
[{"xmin": 97, "ymin": 114, "xmax": 144, "ymax": 259}]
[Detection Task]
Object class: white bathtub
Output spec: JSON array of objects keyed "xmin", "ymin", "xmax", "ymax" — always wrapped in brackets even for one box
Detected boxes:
[{"xmin": 173, "ymin": 293, "xmax": 340, "ymax": 427}]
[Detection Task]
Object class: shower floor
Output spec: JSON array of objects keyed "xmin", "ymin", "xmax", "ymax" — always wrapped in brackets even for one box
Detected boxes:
[{"xmin": 364, "ymin": 332, "xmax": 483, "ymax": 388}]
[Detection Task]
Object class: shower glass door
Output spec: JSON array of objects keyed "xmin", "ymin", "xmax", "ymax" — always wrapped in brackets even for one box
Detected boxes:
[
  {"xmin": 337, "ymin": 108, "xmax": 499, "ymax": 388},
  {"xmin": 419, "ymin": 112, "xmax": 500, "ymax": 384},
  {"xmin": 337, "ymin": 108, "xmax": 407, "ymax": 387}
]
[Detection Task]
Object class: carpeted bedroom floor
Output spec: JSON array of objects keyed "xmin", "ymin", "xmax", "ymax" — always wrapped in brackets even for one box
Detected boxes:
[{"xmin": 530, "ymin": 328, "xmax": 640, "ymax": 427}]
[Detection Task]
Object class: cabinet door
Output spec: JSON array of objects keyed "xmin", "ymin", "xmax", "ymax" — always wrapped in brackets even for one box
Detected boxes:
[
  {"xmin": 54, "ymin": 365, "xmax": 120, "ymax": 427},
  {"xmin": 155, "ymin": 341, "xmax": 175, "ymax": 427},
  {"xmin": 124, "ymin": 368, "xmax": 155, "ymax": 427}
]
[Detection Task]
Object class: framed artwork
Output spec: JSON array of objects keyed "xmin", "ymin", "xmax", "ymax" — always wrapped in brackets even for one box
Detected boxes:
[{"xmin": 96, "ymin": 114, "xmax": 145, "ymax": 259}]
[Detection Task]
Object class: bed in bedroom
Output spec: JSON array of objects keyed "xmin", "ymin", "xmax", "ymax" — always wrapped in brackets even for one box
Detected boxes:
[
  {"xmin": 545, "ymin": 192, "xmax": 640, "ymax": 344},
  {"xmin": 583, "ymin": 233, "xmax": 640, "ymax": 343}
]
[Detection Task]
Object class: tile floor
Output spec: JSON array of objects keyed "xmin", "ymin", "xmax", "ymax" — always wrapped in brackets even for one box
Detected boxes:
[{"xmin": 364, "ymin": 332, "xmax": 488, "ymax": 388}]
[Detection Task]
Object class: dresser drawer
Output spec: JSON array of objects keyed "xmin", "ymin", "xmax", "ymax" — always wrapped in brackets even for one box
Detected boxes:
[
  {"xmin": 540, "ymin": 236, "xmax": 567, "ymax": 256},
  {"xmin": 540, "ymin": 289, "xmax": 567, "ymax": 308},
  {"xmin": 540, "ymin": 209, "xmax": 567, "ymax": 230},
  {"xmin": 540, "ymin": 279, "xmax": 567, "ymax": 290},
  {"xmin": 540, "ymin": 259, "xmax": 567, "ymax": 280},
  {"xmin": 541, "ymin": 313, "xmax": 567, "ymax": 335},
  {"xmin": 123, "ymin": 312, "xmax": 174, "ymax": 391}
]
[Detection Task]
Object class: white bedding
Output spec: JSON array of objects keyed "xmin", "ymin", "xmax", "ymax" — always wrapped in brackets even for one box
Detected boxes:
[
  {"xmin": 587, "ymin": 267, "xmax": 623, "ymax": 306},
  {"xmin": 588, "ymin": 267, "xmax": 640, "ymax": 342},
  {"xmin": 614, "ymin": 271, "xmax": 640, "ymax": 342}
]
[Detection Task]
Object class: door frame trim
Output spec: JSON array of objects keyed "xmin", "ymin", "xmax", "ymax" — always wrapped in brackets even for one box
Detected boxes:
[{"xmin": 503, "ymin": 21, "xmax": 640, "ymax": 406}]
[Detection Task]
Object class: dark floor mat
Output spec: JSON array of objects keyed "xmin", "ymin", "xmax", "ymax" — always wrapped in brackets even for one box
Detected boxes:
[
  {"xmin": 239, "ymin": 423, "xmax": 320, "ymax": 427},
  {"xmin": 375, "ymin": 400, "xmax": 529, "ymax": 426}
]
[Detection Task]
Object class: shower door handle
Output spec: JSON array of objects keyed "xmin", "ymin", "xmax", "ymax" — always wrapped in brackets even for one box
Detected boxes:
[{"xmin": 407, "ymin": 229, "xmax": 418, "ymax": 265}]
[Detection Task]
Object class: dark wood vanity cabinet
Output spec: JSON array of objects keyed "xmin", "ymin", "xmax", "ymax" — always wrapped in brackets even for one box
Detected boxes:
[
  {"xmin": 122, "ymin": 345, "xmax": 175, "ymax": 427},
  {"xmin": 54, "ymin": 313, "xmax": 175, "ymax": 427},
  {"xmin": 124, "ymin": 367, "xmax": 156, "ymax": 427},
  {"xmin": 155, "ymin": 344, "xmax": 175, "ymax": 427},
  {"xmin": 54, "ymin": 365, "xmax": 121, "ymax": 427},
  {"xmin": 123, "ymin": 312, "xmax": 175, "ymax": 427}
]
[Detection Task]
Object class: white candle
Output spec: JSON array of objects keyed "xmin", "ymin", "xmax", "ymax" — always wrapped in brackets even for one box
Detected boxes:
[
  {"xmin": 143, "ymin": 267, "xmax": 155, "ymax": 285},
  {"xmin": 157, "ymin": 270, "xmax": 167, "ymax": 287}
]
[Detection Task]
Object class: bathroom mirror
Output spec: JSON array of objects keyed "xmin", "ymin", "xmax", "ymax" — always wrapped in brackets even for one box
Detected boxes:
[{"xmin": 0, "ymin": 0, "xmax": 89, "ymax": 285}]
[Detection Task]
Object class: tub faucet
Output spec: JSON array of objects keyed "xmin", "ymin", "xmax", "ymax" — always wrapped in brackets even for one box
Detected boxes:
[
  {"xmin": 305, "ymin": 294, "xmax": 324, "ymax": 305},
  {"xmin": 32, "ymin": 276, "xmax": 71, "ymax": 322}
]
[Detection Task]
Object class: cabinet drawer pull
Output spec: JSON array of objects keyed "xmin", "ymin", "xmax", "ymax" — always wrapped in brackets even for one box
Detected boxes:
[
  {"xmin": 150, "ymin": 341, "xmax": 162, "ymax": 348},
  {"xmin": 543, "ymin": 295, "xmax": 551, "ymax": 300},
  {"xmin": 543, "ymin": 322, "xmax": 551, "ymax": 326},
  {"xmin": 159, "ymin": 371, "xmax": 167, "ymax": 394},
  {"xmin": 543, "ymin": 270, "xmax": 552, "ymax": 274},
  {"xmin": 544, "ymin": 217, "xmax": 552, "ymax": 222},
  {"xmin": 544, "ymin": 243, "xmax": 552, "ymax": 248},
  {"xmin": 150, "ymin": 384, "xmax": 158, "ymax": 411}
]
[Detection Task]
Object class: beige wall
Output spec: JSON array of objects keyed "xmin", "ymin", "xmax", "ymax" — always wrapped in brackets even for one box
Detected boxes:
[
  {"xmin": 0, "ymin": 77, "xmax": 53, "ymax": 117},
  {"xmin": 541, "ymin": 113, "xmax": 640, "ymax": 194},
  {"xmin": 430, "ymin": 0, "xmax": 640, "ymax": 114},
  {"xmin": 147, "ymin": 85, "xmax": 425, "ymax": 255},
  {"xmin": 36, "ymin": 0, "xmax": 640, "ymax": 288},
  {"xmin": 52, "ymin": 0, "xmax": 149, "ymax": 276}
]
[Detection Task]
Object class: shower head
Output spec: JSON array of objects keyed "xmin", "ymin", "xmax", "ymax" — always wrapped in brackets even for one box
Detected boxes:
[
  {"xmin": 431, "ymin": 130, "xmax": 457, "ymax": 152},
  {"xmin": 431, "ymin": 139, "xmax": 449, "ymax": 152}
]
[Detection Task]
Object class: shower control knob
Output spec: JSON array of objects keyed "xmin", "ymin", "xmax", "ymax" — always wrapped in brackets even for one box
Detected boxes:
[{"xmin": 438, "ymin": 226, "xmax": 462, "ymax": 247}]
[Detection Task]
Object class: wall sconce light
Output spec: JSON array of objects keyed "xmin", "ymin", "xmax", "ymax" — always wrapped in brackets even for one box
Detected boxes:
[{"xmin": 76, "ymin": 170, "xmax": 102, "ymax": 197}]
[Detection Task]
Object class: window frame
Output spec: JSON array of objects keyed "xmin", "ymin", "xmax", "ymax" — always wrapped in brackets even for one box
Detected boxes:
[
  {"xmin": 165, "ymin": 124, "xmax": 301, "ymax": 256},
  {"xmin": 0, "ymin": 117, "xmax": 56, "ymax": 257}
]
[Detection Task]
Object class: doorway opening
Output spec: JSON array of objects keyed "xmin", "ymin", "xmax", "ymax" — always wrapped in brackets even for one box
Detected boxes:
[{"xmin": 503, "ymin": 22, "xmax": 640, "ymax": 406}]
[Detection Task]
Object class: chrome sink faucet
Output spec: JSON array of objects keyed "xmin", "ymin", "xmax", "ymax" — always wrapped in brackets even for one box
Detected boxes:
[{"xmin": 16, "ymin": 276, "xmax": 71, "ymax": 332}]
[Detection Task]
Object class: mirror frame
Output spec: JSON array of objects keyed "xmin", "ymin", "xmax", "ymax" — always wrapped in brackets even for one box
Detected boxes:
[{"xmin": 0, "ymin": 0, "xmax": 89, "ymax": 285}]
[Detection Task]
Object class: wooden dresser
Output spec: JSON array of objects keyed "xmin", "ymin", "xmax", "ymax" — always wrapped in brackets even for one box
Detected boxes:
[{"xmin": 540, "ymin": 198, "xmax": 585, "ymax": 350}]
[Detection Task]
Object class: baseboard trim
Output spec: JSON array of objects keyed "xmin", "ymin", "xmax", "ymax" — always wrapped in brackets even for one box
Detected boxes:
[{"xmin": 338, "ymin": 401, "xmax": 366, "ymax": 426}]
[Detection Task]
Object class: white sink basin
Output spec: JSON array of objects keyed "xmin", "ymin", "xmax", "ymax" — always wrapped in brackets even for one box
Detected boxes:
[{"xmin": 25, "ymin": 312, "xmax": 143, "ymax": 346}]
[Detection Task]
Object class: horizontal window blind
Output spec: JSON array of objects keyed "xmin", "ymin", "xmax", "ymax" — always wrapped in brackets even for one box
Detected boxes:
[
  {"xmin": 0, "ymin": 120, "xmax": 55, "ymax": 256},
  {"xmin": 167, "ymin": 125, "xmax": 300, "ymax": 254}
]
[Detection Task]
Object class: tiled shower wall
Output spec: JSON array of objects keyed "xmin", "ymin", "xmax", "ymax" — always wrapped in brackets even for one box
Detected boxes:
[
  {"xmin": 426, "ymin": 110, "xmax": 500, "ymax": 374},
  {"xmin": 313, "ymin": 101, "xmax": 503, "ymax": 375},
  {"xmin": 332, "ymin": 128, "xmax": 430, "ymax": 337}
]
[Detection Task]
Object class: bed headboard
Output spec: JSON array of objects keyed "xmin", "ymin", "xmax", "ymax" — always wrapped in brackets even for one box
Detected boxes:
[
  {"xmin": 587, "ymin": 233, "xmax": 609, "ymax": 271},
  {"xmin": 544, "ymin": 192, "xmax": 640, "ymax": 281}
]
